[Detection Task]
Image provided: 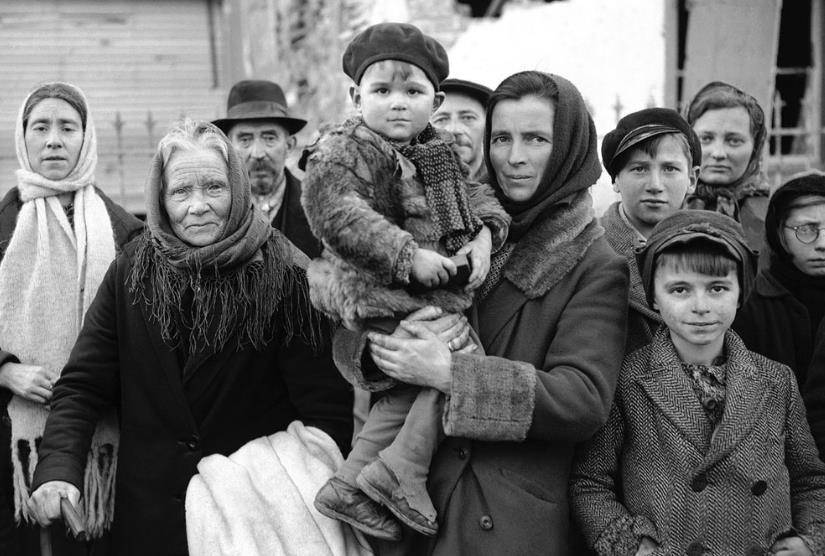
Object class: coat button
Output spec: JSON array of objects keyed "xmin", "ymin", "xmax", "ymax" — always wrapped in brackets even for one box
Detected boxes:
[
  {"xmin": 751, "ymin": 480, "xmax": 767, "ymax": 496},
  {"xmin": 186, "ymin": 436, "xmax": 199, "ymax": 451},
  {"xmin": 686, "ymin": 541, "xmax": 705, "ymax": 556},
  {"xmin": 691, "ymin": 473, "xmax": 708, "ymax": 492},
  {"xmin": 458, "ymin": 447, "xmax": 468, "ymax": 460},
  {"xmin": 479, "ymin": 515, "xmax": 493, "ymax": 530}
]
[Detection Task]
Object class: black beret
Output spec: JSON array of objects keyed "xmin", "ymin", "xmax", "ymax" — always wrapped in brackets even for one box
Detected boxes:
[
  {"xmin": 343, "ymin": 22, "xmax": 449, "ymax": 88},
  {"xmin": 601, "ymin": 107, "xmax": 701, "ymax": 181},
  {"xmin": 440, "ymin": 78, "xmax": 493, "ymax": 107}
]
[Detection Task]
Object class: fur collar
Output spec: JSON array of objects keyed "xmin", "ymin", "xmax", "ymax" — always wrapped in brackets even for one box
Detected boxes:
[{"xmin": 504, "ymin": 190, "xmax": 604, "ymax": 299}]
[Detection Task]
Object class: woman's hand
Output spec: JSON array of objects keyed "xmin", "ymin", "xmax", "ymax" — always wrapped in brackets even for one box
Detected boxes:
[
  {"xmin": 635, "ymin": 537, "xmax": 659, "ymax": 556},
  {"xmin": 456, "ymin": 225, "xmax": 492, "ymax": 291},
  {"xmin": 28, "ymin": 480, "xmax": 81, "ymax": 527},
  {"xmin": 0, "ymin": 362, "xmax": 52, "ymax": 404},
  {"xmin": 368, "ymin": 322, "xmax": 453, "ymax": 393},
  {"xmin": 770, "ymin": 536, "xmax": 813, "ymax": 555},
  {"xmin": 403, "ymin": 306, "xmax": 475, "ymax": 352}
]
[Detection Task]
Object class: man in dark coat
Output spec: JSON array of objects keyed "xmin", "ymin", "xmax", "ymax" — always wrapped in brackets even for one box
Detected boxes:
[{"xmin": 214, "ymin": 79, "xmax": 321, "ymax": 258}]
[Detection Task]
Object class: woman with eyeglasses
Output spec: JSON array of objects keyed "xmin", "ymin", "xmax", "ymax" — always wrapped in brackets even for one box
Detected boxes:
[{"xmin": 734, "ymin": 171, "xmax": 825, "ymax": 458}]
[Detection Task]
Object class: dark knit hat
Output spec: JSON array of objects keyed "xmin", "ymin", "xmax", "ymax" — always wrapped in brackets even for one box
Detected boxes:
[
  {"xmin": 636, "ymin": 210, "xmax": 758, "ymax": 307},
  {"xmin": 212, "ymin": 80, "xmax": 307, "ymax": 135},
  {"xmin": 343, "ymin": 22, "xmax": 449, "ymax": 88},
  {"xmin": 441, "ymin": 78, "xmax": 492, "ymax": 107},
  {"xmin": 765, "ymin": 171, "xmax": 825, "ymax": 260},
  {"xmin": 601, "ymin": 107, "xmax": 701, "ymax": 182}
]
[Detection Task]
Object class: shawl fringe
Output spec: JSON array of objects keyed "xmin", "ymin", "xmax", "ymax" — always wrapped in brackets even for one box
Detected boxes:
[{"xmin": 128, "ymin": 232, "xmax": 324, "ymax": 354}]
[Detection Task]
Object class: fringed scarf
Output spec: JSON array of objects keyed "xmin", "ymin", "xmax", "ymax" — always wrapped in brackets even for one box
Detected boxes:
[
  {"xmin": 479, "ymin": 72, "xmax": 604, "ymax": 298},
  {"xmin": 129, "ymin": 122, "xmax": 322, "ymax": 355},
  {"xmin": 397, "ymin": 124, "xmax": 482, "ymax": 254},
  {"xmin": 0, "ymin": 83, "xmax": 119, "ymax": 536}
]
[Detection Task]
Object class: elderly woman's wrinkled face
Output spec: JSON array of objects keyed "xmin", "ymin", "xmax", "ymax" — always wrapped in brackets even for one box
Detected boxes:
[
  {"xmin": 489, "ymin": 95, "xmax": 554, "ymax": 202},
  {"xmin": 693, "ymin": 106, "xmax": 754, "ymax": 186},
  {"xmin": 780, "ymin": 195, "xmax": 825, "ymax": 277},
  {"xmin": 25, "ymin": 98, "xmax": 84, "ymax": 180},
  {"xmin": 163, "ymin": 149, "xmax": 231, "ymax": 247}
]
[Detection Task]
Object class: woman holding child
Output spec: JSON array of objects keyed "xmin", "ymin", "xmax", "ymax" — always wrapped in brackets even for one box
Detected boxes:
[{"xmin": 361, "ymin": 70, "xmax": 629, "ymax": 554}]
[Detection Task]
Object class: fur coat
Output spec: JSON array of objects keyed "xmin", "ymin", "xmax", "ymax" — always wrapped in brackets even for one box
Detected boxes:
[
  {"xmin": 301, "ymin": 118, "xmax": 509, "ymax": 326},
  {"xmin": 570, "ymin": 327, "xmax": 825, "ymax": 556}
]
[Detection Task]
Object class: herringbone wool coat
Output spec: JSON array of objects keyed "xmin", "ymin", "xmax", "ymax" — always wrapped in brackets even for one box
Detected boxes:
[{"xmin": 570, "ymin": 327, "xmax": 825, "ymax": 556}]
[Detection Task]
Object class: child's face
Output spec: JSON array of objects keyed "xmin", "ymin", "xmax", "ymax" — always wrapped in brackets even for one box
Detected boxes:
[
  {"xmin": 614, "ymin": 135, "xmax": 697, "ymax": 238},
  {"xmin": 351, "ymin": 61, "xmax": 443, "ymax": 144},
  {"xmin": 653, "ymin": 263, "xmax": 739, "ymax": 359}
]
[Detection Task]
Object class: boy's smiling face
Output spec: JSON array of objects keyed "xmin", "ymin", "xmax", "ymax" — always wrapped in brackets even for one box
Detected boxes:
[
  {"xmin": 653, "ymin": 263, "xmax": 740, "ymax": 363},
  {"xmin": 350, "ymin": 60, "xmax": 444, "ymax": 144}
]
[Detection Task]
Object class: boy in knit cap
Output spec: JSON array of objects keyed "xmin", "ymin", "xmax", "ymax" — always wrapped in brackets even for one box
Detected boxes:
[
  {"xmin": 570, "ymin": 210, "xmax": 825, "ymax": 556},
  {"xmin": 301, "ymin": 23, "xmax": 509, "ymax": 540}
]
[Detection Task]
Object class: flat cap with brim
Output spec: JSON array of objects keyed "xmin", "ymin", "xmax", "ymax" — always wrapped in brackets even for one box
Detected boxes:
[
  {"xmin": 343, "ymin": 22, "xmax": 449, "ymax": 88},
  {"xmin": 635, "ymin": 210, "xmax": 758, "ymax": 307},
  {"xmin": 602, "ymin": 107, "xmax": 701, "ymax": 181},
  {"xmin": 212, "ymin": 80, "xmax": 307, "ymax": 135},
  {"xmin": 441, "ymin": 78, "xmax": 493, "ymax": 107}
]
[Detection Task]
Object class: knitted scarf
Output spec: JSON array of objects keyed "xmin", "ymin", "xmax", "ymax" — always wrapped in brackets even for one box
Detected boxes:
[
  {"xmin": 0, "ymin": 83, "xmax": 118, "ymax": 536},
  {"xmin": 129, "ymin": 123, "xmax": 321, "ymax": 355},
  {"xmin": 397, "ymin": 124, "xmax": 482, "ymax": 254}
]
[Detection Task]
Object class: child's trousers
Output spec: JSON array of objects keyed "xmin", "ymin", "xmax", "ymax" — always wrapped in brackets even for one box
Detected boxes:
[{"xmin": 335, "ymin": 385, "xmax": 443, "ymax": 519}]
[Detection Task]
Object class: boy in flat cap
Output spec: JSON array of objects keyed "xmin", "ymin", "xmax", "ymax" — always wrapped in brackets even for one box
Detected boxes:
[
  {"xmin": 570, "ymin": 210, "xmax": 825, "ymax": 556},
  {"xmin": 600, "ymin": 108, "xmax": 701, "ymax": 352},
  {"xmin": 302, "ymin": 22, "xmax": 509, "ymax": 540}
]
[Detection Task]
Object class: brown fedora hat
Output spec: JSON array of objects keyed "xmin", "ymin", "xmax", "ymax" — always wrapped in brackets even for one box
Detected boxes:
[{"xmin": 212, "ymin": 80, "xmax": 307, "ymax": 135}]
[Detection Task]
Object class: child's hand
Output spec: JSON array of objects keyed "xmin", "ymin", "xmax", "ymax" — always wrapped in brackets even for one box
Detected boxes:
[
  {"xmin": 411, "ymin": 248, "xmax": 457, "ymax": 288},
  {"xmin": 770, "ymin": 537, "xmax": 813, "ymax": 555},
  {"xmin": 634, "ymin": 537, "xmax": 659, "ymax": 556},
  {"xmin": 455, "ymin": 225, "xmax": 492, "ymax": 291}
]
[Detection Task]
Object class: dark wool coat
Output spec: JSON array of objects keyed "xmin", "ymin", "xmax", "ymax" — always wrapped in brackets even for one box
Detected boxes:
[
  {"xmin": 0, "ymin": 186, "xmax": 143, "ymax": 556},
  {"xmin": 30, "ymin": 239, "xmax": 354, "ymax": 556},
  {"xmin": 371, "ymin": 236, "xmax": 628, "ymax": 556},
  {"xmin": 273, "ymin": 168, "xmax": 321, "ymax": 259},
  {"xmin": 301, "ymin": 118, "xmax": 510, "ymax": 325},
  {"xmin": 735, "ymin": 267, "xmax": 825, "ymax": 459},
  {"xmin": 570, "ymin": 328, "xmax": 825, "ymax": 556},
  {"xmin": 601, "ymin": 202, "xmax": 661, "ymax": 354}
]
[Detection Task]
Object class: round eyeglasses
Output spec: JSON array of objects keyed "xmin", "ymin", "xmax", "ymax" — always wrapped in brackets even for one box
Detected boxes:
[{"xmin": 785, "ymin": 223, "xmax": 825, "ymax": 244}]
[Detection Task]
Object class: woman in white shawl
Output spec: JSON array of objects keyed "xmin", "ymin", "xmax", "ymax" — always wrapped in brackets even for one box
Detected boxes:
[{"xmin": 0, "ymin": 82, "xmax": 142, "ymax": 555}]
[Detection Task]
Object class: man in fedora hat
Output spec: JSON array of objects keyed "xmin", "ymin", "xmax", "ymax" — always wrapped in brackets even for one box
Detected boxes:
[
  {"xmin": 431, "ymin": 78, "xmax": 492, "ymax": 183},
  {"xmin": 214, "ymin": 79, "xmax": 321, "ymax": 258}
]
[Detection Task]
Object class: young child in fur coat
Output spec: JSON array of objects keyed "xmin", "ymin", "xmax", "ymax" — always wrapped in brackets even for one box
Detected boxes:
[
  {"xmin": 570, "ymin": 210, "xmax": 825, "ymax": 556},
  {"xmin": 302, "ymin": 23, "xmax": 509, "ymax": 541}
]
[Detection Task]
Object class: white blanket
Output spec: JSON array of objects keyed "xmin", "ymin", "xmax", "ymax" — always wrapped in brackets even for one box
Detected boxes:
[{"xmin": 186, "ymin": 421, "xmax": 374, "ymax": 556}]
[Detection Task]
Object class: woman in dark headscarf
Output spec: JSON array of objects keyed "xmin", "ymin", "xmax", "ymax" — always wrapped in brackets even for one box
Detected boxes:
[
  {"xmin": 26, "ymin": 119, "xmax": 353, "ymax": 555},
  {"xmin": 358, "ymin": 71, "xmax": 628, "ymax": 555},
  {"xmin": 684, "ymin": 81, "xmax": 770, "ymax": 249},
  {"xmin": 734, "ymin": 171, "xmax": 825, "ymax": 458}
]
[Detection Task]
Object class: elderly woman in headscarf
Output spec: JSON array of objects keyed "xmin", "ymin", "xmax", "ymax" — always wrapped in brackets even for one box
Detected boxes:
[
  {"xmin": 0, "ymin": 82, "xmax": 143, "ymax": 555},
  {"xmin": 684, "ymin": 81, "xmax": 770, "ymax": 249},
  {"xmin": 26, "ymin": 119, "xmax": 353, "ymax": 555},
  {"xmin": 336, "ymin": 71, "xmax": 628, "ymax": 555}
]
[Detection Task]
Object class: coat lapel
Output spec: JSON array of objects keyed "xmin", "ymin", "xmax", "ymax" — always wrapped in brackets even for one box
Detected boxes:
[
  {"xmin": 475, "ymin": 278, "xmax": 529, "ymax": 349},
  {"xmin": 137, "ymin": 288, "xmax": 197, "ymax": 432},
  {"xmin": 698, "ymin": 332, "xmax": 769, "ymax": 472},
  {"xmin": 638, "ymin": 330, "xmax": 712, "ymax": 454}
]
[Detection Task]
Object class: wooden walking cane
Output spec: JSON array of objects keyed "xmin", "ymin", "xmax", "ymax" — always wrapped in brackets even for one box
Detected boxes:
[{"xmin": 39, "ymin": 495, "xmax": 87, "ymax": 556}]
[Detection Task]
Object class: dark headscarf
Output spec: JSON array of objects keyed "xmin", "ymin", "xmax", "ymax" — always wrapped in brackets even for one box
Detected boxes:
[
  {"xmin": 636, "ymin": 210, "xmax": 758, "ymax": 307},
  {"xmin": 684, "ymin": 81, "xmax": 768, "ymax": 217},
  {"xmin": 129, "ymin": 120, "xmax": 319, "ymax": 354},
  {"xmin": 484, "ymin": 72, "xmax": 601, "ymax": 241}
]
